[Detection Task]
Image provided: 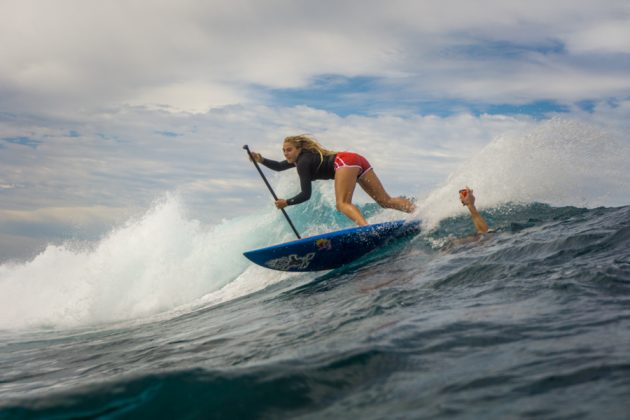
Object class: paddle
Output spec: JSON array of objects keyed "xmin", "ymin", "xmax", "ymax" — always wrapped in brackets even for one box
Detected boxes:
[{"xmin": 243, "ymin": 145, "xmax": 301, "ymax": 239}]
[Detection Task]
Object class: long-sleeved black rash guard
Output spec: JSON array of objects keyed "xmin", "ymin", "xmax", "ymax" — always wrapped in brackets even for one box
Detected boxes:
[{"xmin": 261, "ymin": 151, "xmax": 336, "ymax": 205}]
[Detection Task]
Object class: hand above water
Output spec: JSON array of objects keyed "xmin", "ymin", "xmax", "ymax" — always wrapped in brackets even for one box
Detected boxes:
[{"xmin": 459, "ymin": 186, "xmax": 476, "ymax": 207}]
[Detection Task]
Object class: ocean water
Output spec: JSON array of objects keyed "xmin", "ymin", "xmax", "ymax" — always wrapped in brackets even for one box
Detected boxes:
[{"xmin": 1, "ymin": 119, "xmax": 629, "ymax": 419}]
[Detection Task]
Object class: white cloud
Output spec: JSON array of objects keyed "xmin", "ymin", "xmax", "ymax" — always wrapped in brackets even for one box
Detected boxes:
[
  {"xmin": 1, "ymin": 0, "xmax": 629, "ymax": 114},
  {"xmin": 565, "ymin": 19, "xmax": 630, "ymax": 54},
  {"xmin": 129, "ymin": 81, "xmax": 247, "ymax": 113}
]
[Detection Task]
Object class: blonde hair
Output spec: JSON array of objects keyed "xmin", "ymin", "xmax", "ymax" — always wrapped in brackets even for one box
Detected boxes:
[{"xmin": 283, "ymin": 135, "xmax": 337, "ymax": 164}]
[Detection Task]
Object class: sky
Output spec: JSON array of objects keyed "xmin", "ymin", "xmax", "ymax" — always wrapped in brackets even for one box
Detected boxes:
[{"xmin": 1, "ymin": 0, "xmax": 629, "ymax": 261}]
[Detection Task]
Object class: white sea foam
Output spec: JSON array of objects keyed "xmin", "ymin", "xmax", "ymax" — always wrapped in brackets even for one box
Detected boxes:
[{"xmin": 0, "ymin": 195, "xmax": 291, "ymax": 330}]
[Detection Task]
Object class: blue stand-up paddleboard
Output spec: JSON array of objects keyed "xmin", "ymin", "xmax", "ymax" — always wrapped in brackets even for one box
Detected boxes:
[{"xmin": 243, "ymin": 219, "xmax": 420, "ymax": 272}]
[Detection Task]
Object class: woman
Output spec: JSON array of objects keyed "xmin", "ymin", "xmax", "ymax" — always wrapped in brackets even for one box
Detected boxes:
[{"xmin": 250, "ymin": 135, "xmax": 415, "ymax": 226}]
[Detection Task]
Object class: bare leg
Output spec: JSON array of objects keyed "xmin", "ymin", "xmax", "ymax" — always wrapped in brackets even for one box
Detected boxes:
[
  {"xmin": 334, "ymin": 167, "xmax": 368, "ymax": 226},
  {"xmin": 358, "ymin": 170, "xmax": 415, "ymax": 212}
]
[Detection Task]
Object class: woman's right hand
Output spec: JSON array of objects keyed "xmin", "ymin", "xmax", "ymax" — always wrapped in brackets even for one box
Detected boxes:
[{"xmin": 250, "ymin": 152, "xmax": 263, "ymax": 163}]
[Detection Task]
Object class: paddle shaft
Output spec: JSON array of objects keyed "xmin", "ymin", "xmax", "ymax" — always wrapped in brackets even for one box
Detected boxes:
[{"xmin": 243, "ymin": 145, "xmax": 301, "ymax": 239}]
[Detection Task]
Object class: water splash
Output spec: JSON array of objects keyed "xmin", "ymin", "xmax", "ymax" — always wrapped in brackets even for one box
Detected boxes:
[
  {"xmin": 0, "ymin": 195, "xmax": 278, "ymax": 330},
  {"xmin": 417, "ymin": 118, "xmax": 629, "ymax": 229}
]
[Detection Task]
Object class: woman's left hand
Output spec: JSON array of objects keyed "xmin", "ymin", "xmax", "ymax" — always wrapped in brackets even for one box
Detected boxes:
[{"xmin": 275, "ymin": 199, "xmax": 288, "ymax": 209}]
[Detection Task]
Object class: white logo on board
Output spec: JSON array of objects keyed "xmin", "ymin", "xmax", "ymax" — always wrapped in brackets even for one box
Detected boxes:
[{"xmin": 265, "ymin": 253, "xmax": 316, "ymax": 271}]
